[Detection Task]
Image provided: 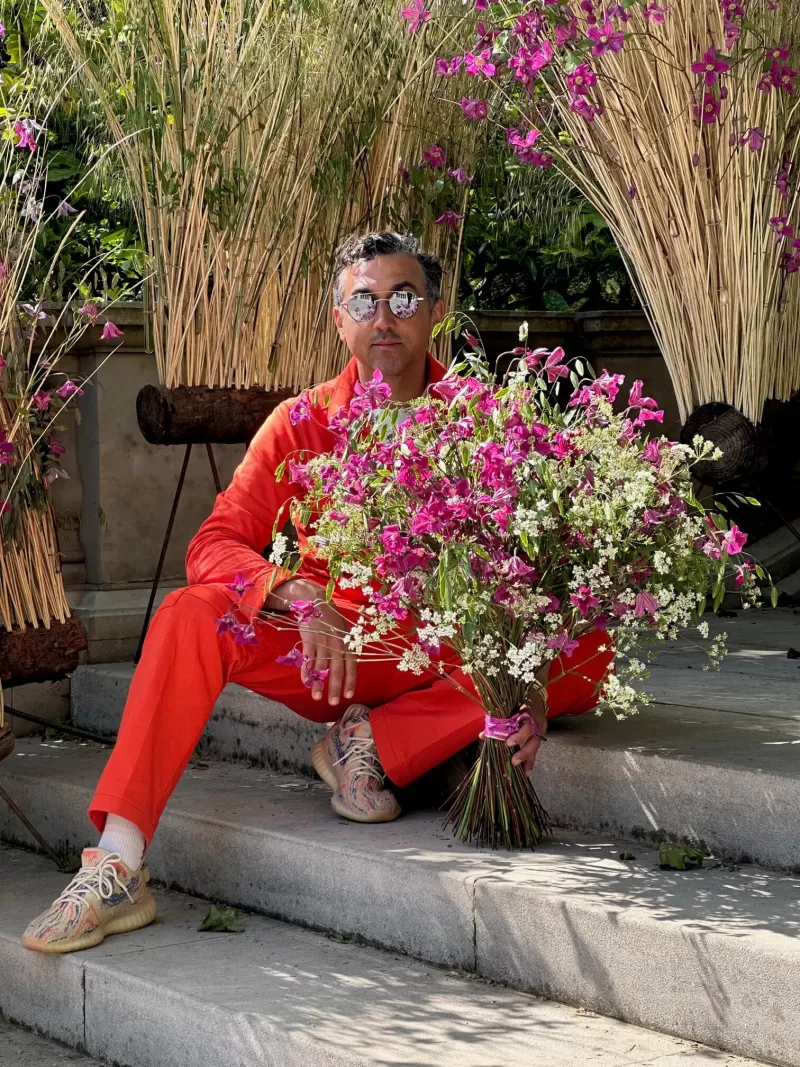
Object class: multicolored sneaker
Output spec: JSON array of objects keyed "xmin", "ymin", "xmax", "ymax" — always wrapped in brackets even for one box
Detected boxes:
[
  {"xmin": 311, "ymin": 704, "xmax": 402, "ymax": 823},
  {"xmin": 22, "ymin": 848, "xmax": 157, "ymax": 954}
]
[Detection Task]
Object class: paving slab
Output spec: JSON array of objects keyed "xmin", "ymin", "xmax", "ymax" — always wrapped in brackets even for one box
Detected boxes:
[
  {"xmin": 0, "ymin": 1019, "xmax": 104, "ymax": 1066},
  {"xmin": 1, "ymin": 745, "xmax": 799, "ymax": 1065},
  {"xmin": 0, "ymin": 848, "xmax": 773, "ymax": 1067},
  {"xmin": 71, "ymin": 664, "xmax": 800, "ymax": 868}
]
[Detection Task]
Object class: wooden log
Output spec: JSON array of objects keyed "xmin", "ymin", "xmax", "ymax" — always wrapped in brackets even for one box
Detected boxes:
[
  {"xmin": 136, "ymin": 385, "xmax": 294, "ymax": 446},
  {"xmin": 0, "ymin": 615, "xmax": 87, "ymax": 689}
]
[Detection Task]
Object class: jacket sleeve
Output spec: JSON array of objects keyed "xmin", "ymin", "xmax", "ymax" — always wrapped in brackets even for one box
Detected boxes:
[{"xmin": 185, "ymin": 401, "xmax": 299, "ymax": 600}]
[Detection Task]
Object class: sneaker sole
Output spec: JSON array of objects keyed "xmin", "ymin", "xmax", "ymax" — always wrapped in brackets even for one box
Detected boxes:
[
  {"xmin": 312, "ymin": 737, "xmax": 401, "ymax": 823},
  {"xmin": 22, "ymin": 892, "xmax": 158, "ymax": 955},
  {"xmin": 311, "ymin": 737, "xmax": 340, "ymax": 791},
  {"xmin": 330, "ymin": 791, "xmax": 402, "ymax": 823}
]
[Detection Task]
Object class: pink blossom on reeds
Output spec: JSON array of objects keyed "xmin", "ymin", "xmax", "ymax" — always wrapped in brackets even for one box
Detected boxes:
[
  {"xmin": 401, "ymin": 0, "xmax": 430, "ymax": 34},
  {"xmin": 101, "ymin": 321, "xmax": 123, "ymax": 340}
]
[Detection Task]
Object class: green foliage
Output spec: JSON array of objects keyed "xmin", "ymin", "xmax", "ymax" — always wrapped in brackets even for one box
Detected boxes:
[
  {"xmin": 658, "ymin": 842, "xmax": 706, "ymax": 871},
  {"xmin": 0, "ymin": 0, "xmax": 144, "ymax": 300},
  {"xmin": 458, "ymin": 130, "xmax": 636, "ymax": 313},
  {"xmin": 198, "ymin": 904, "xmax": 245, "ymax": 933}
]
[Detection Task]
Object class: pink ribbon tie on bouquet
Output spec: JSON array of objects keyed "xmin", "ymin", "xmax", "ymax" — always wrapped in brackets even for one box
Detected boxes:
[{"xmin": 483, "ymin": 710, "xmax": 547, "ymax": 742}]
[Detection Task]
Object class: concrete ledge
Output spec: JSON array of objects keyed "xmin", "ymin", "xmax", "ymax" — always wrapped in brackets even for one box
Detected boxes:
[
  {"xmin": 1, "ymin": 745, "xmax": 799, "ymax": 1064},
  {"xmin": 72, "ymin": 662, "xmax": 800, "ymax": 869},
  {"xmin": 0, "ymin": 848, "xmax": 771, "ymax": 1067}
]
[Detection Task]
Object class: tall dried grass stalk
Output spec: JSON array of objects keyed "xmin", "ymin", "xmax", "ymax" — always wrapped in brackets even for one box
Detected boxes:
[
  {"xmin": 48, "ymin": 0, "xmax": 480, "ymax": 390},
  {"xmin": 537, "ymin": 1, "xmax": 800, "ymax": 423}
]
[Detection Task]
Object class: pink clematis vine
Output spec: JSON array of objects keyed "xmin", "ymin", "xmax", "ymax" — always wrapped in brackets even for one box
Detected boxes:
[
  {"xmin": 289, "ymin": 600, "xmax": 324, "ymax": 623},
  {"xmin": 289, "ymin": 394, "xmax": 313, "ymax": 426},
  {"xmin": 740, "ymin": 127, "xmax": 769, "ymax": 152},
  {"xmin": 460, "ymin": 97, "xmax": 488, "ymax": 120},
  {"xmin": 56, "ymin": 380, "xmax": 85, "ymax": 399},
  {"xmin": 401, "ymin": 0, "xmax": 431, "ymax": 34},
  {"xmin": 101, "ymin": 321, "xmax": 123, "ymax": 340},
  {"xmin": 226, "ymin": 572, "xmax": 255, "ymax": 597},
  {"xmin": 693, "ymin": 92, "xmax": 721, "ymax": 125},
  {"xmin": 31, "ymin": 390, "xmax": 51, "ymax": 412},
  {"xmin": 721, "ymin": 524, "xmax": 747, "ymax": 555},
  {"xmin": 463, "ymin": 49, "xmax": 497, "ymax": 77},
  {"xmin": 423, "ymin": 144, "xmax": 447, "ymax": 168},
  {"xmin": 435, "ymin": 209, "xmax": 465, "ymax": 229},
  {"xmin": 435, "ymin": 56, "xmax": 463, "ymax": 76},
  {"xmin": 691, "ymin": 47, "xmax": 729, "ymax": 86},
  {"xmin": 566, "ymin": 63, "xmax": 597, "ymax": 96},
  {"xmin": 586, "ymin": 21, "xmax": 625, "ymax": 58},
  {"xmin": 642, "ymin": 2, "xmax": 667, "ymax": 23},
  {"xmin": 447, "ymin": 167, "xmax": 473, "ymax": 184}
]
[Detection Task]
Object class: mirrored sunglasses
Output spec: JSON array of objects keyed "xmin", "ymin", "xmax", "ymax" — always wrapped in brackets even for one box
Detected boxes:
[{"xmin": 342, "ymin": 291, "xmax": 424, "ymax": 322}]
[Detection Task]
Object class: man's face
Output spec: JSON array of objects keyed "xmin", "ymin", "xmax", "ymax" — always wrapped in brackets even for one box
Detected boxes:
[{"xmin": 333, "ymin": 253, "xmax": 444, "ymax": 378}]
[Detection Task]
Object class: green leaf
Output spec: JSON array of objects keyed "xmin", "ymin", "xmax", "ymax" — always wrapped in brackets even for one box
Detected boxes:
[
  {"xmin": 659, "ymin": 842, "xmax": 704, "ymax": 870},
  {"xmin": 326, "ymin": 578, "xmax": 335, "ymax": 602},
  {"xmin": 744, "ymin": 496, "xmax": 761, "ymax": 507},
  {"xmin": 275, "ymin": 459, "xmax": 286, "ymax": 482},
  {"xmin": 199, "ymin": 904, "xmax": 245, "ymax": 933},
  {"xmin": 771, "ymin": 584, "xmax": 779, "ymax": 608},
  {"xmin": 715, "ymin": 501, "xmax": 727, "ymax": 513}
]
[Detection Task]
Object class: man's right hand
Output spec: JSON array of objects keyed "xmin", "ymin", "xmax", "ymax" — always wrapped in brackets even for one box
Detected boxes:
[{"xmin": 265, "ymin": 579, "xmax": 357, "ymax": 706}]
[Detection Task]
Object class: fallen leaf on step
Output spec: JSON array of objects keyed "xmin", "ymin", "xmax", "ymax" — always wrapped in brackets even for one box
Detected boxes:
[
  {"xmin": 199, "ymin": 904, "xmax": 245, "ymax": 933},
  {"xmin": 659, "ymin": 842, "xmax": 705, "ymax": 870},
  {"xmin": 619, "ymin": 851, "xmax": 636, "ymax": 861},
  {"xmin": 787, "ymin": 647, "xmax": 800, "ymax": 659}
]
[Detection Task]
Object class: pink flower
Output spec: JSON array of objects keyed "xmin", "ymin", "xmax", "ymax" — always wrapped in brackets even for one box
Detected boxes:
[
  {"xmin": 566, "ymin": 63, "xmax": 596, "ymax": 96},
  {"xmin": 693, "ymin": 92, "xmax": 721, "ymax": 125},
  {"xmin": 507, "ymin": 127, "xmax": 542, "ymax": 149},
  {"xmin": 777, "ymin": 169, "xmax": 791, "ymax": 198},
  {"xmin": 722, "ymin": 523, "xmax": 747, "ymax": 555},
  {"xmin": 447, "ymin": 167, "xmax": 473, "ymax": 184},
  {"xmin": 0, "ymin": 497, "xmax": 11, "ymax": 514},
  {"xmin": 555, "ymin": 17, "xmax": 578, "ymax": 46},
  {"xmin": 634, "ymin": 591, "xmax": 659, "ymax": 618},
  {"xmin": 401, "ymin": 0, "xmax": 431, "ymax": 34},
  {"xmin": 31, "ymin": 390, "xmax": 50, "ymax": 411},
  {"xmin": 47, "ymin": 437, "xmax": 66, "ymax": 456},
  {"xmin": 289, "ymin": 394, "xmax": 312, "ymax": 426},
  {"xmin": 423, "ymin": 144, "xmax": 447, "ymax": 168},
  {"xmin": 586, "ymin": 21, "xmax": 625, "ymax": 57},
  {"xmin": 56, "ymin": 200, "xmax": 77, "ymax": 217},
  {"xmin": 544, "ymin": 348, "xmax": 569, "ymax": 382},
  {"xmin": 20, "ymin": 302, "xmax": 47, "ymax": 321},
  {"xmin": 570, "ymin": 584, "xmax": 601, "ymax": 616},
  {"xmin": 627, "ymin": 379, "xmax": 659, "ymax": 411},
  {"xmin": 435, "ymin": 56, "xmax": 463, "ymax": 76},
  {"xmin": 226, "ymin": 572, "xmax": 255, "ymax": 597},
  {"xmin": 233, "ymin": 623, "xmax": 258, "ymax": 647},
  {"xmin": 101, "ymin": 321, "xmax": 123, "ymax": 340},
  {"xmin": 0, "ymin": 431, "xmax": 15, "ymax": 464},
  {"xmin": 460, "ymin": 97, "xmax": 488, "ymax": 120},
  {"xmin": 474, "ymin": 0, "xmax": 500, "ymax": 9},
  {"xmin": 435, "ymin": 209, "xmax": 464, "ymax": 229},
  {"xmin": 463, "ymin": 49, "xmax": 496, "ymax": 77},
  {"xmin": 290, "ymin": 600, "xmax": 324, "ymax": 623},
  {"xmin": 766, "ymin": 45, "xmax": 790, "ymax": 62},
  {"xmin": 79, "ymin": 303, "xmax": 99, "ymax": 322},
  {"xmin": 723, "ymin": 16, "xmax": 740, "ymax": 49},
  {"xmin": 0, "ymin": 355, "xmax": 6, "ymax": 372},
  {"xmin": 569, "ymin": 96, "xmax": 603, "ymax": 122},
  {"xmin": 643, "ymin": 2, "xmax": 667, "ymax": 22},
  {"xmin": 770, "ymin": 215, "xmax": 794, "ymax": 241},
  {"xmin": 56, "ymin": 380, "xmax": 84, "ymax": 399},
  {"xmin": 734, "ymin": 560, "xmax": 756, "ymax": 588},
  {"xmin": 740, "ymin": 127, "xmax": 769, "ymax": 152},
  {"xmin": 13, "ymin": 118, "xmax": 43, "ymax": 152},
  {"xmin": 547, "ymin": 632, "xmax": 580, "ymax": 657},
  {"xmin": 303, "ymin": 666, "xmax": 329, "ymax": 688},
  {"xmin": 276, "ymin": 648, "xmax": 305, "ymax": 667},
  {"xmin": 691, "ymin": 47, "xmax": 729, "ymax": 86}
]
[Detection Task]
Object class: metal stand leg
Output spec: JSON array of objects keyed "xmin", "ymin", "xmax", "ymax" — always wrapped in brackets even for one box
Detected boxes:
[
  {"xmin": 133, "ymin": 443, "xmax": 223, "ymax": 665},
  {"xmin": 0, "ymin": 781, "xmax": 67, "ymax": 870},
  {"xmin": 134, "ymin": 443, "xmax": 193, "ymax": 664}
]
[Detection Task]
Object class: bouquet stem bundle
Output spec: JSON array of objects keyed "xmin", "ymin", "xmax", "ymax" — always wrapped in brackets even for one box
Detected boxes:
[{"xmin": 445, "ymin": 724, "xmax": 551, "ymax": 850}]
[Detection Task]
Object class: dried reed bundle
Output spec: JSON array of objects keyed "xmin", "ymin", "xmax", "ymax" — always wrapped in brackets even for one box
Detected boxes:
[
  {"xmin": 526, "ymin": 0, "xmax": 800, "ymax": 423},
  {"xmin": 47, "ymin": 0, "xmax": 482, "ymax": 389}
]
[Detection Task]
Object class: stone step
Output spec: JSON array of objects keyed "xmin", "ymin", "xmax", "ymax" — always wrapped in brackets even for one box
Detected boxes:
[
  {"xmin": 71, "ymin": 663, "xmax": 800, "ymax": 869},
  {"xmin": 0, "ymin": 1017, "xmax": 106, "ymax": 1066},
  {"xmin": 0, "ymin": 847, "xmax": 772, "ymax": 1067},
  {"xmin": 1, "ymin": 742, "xmax": 799, "ymax": 1066}
]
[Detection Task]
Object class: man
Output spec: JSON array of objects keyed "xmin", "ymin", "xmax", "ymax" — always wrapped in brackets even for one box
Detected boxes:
[{"xmin": 23, "ymin": 232, "xmax": 612, "ymax": 954}]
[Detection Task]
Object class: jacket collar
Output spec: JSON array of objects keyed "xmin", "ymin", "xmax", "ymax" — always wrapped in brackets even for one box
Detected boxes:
[{"xmin": 326, "ymin": 351, "xmax": 448, "ymax": 418}]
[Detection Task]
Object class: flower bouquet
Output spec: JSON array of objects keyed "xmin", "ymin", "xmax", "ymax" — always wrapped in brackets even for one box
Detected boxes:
[{"xmin": 259, "ymin": 326, "xmax": 770, "ymax": 850}]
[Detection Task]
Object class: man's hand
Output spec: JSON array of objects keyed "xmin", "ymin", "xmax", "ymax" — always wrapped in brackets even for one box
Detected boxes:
[
  {"xmin": 506, "ymin": 693, "xmax": 548, "ymax": 775},
  {"xmin": 265, "ymin": 579, "xmax": 357, "ymax": 706}
]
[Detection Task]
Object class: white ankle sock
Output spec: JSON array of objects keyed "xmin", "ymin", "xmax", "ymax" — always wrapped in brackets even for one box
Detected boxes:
[{"xmin": 98, "ymin": 814, "xmax": 146, "ymax": 871}]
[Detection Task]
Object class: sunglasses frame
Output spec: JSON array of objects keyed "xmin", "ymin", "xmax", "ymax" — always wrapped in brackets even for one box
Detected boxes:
[{"xmin": 340, "ymin": 291, "xmax": 426, "ymax": 322}]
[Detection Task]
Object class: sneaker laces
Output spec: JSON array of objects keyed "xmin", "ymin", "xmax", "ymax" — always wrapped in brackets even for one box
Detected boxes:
[
  {"xmin": 333, "ymin": 720, "xmax": 385, "ymax": 787},
  {"xmin": 55, "ymin": 853, "xmax": 135, "ymax": 910}
]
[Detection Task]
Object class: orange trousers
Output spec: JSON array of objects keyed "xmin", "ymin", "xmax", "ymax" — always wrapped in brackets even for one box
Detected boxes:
[{"xmin": 89, "ymin": 584, "xmax": 614, "ymax": 843}]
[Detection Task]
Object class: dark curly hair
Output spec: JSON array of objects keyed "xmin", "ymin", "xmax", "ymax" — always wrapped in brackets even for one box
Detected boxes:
[{"xmin": 332, "ymin": 231, "xmax": 443, "ymax": 306}]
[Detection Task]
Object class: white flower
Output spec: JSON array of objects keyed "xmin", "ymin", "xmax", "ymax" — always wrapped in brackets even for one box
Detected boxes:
[{"xmin": 268, "ymin": 532, "xmax": 289, "ymax": 566}]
